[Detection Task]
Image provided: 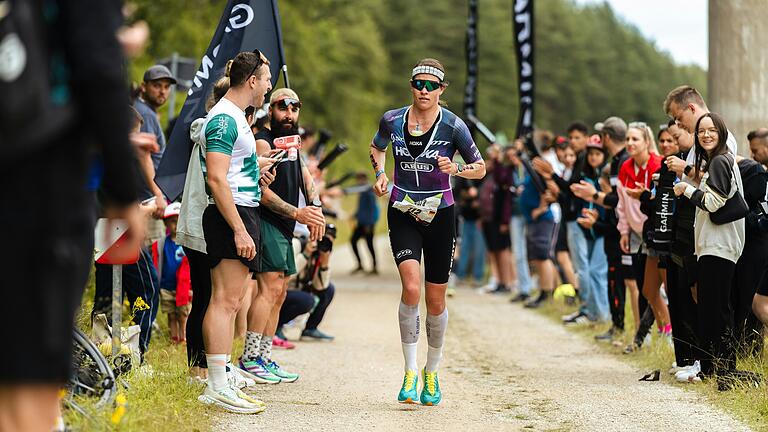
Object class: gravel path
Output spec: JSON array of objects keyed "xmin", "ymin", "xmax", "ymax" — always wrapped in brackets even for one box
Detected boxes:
[{"xmin": 216, "ymin": 240, "xmax": 749, "ymax": 432}]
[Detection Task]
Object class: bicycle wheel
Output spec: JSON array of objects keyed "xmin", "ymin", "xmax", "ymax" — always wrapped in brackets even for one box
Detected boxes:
[{"xmin": 65, "ymin": 328, "xmax": 116, "ymax": 412}]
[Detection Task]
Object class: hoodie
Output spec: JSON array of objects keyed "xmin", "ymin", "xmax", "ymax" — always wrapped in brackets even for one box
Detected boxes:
[{"xmin": 175, "ymin": 118, "xmax": 209, "ymax": 253}]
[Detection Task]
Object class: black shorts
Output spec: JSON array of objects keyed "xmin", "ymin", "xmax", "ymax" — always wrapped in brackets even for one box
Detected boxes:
[
  {"xmin": 0, "ymin": 143, "xmax": 95, "ymax": 383},
  {"xmin": 388, "ymin": 204, "xmax": 456, "ymax": 284},
  {"xmin": 526, "ymin": 219, "xmax": 557, "ymax": 261},
  {"xmin": 759, "ymin": 267, "xmax": 768, "ymax": 297},
  {"xmin": 482, "ymin": 222, "xmax": 511, "ymax": 252},
  {"xmin": 202, "ymin": 204, "xmax": 261, "ymax": 272}
]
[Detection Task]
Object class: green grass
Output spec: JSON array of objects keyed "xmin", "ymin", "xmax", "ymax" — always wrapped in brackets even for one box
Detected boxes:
[
  {"xmin": 66, "ymin": 269, "xmax": 212, "ymax": 432},
  {"xmin": 534, "ymin": 296, "xmax": 768, "ymax": 431}
]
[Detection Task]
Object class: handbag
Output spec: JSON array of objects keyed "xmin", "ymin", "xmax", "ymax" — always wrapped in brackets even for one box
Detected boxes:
[{"xmin": 709, "ymin": 156, "xmax": 748, "ymax": 225}]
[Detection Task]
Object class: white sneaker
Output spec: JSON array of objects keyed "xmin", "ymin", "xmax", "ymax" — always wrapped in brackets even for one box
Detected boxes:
[
  {"xmin": 668, "ymin": 362, "xmax": 685, "ymax": 375},
  {"xmin": 561, "ymin": 311, "xmax": 582, "ymax": 322},
  {"xmin": 675, "ymin": 361, "xmax": 702, "ymax": 383},
  {"xmin": 198, "ymin": 384, "xmax": 264, "ymax": 414},
  {"xmin": 232, "ymin": 385, "xmax": 266, "ymax": 408}
]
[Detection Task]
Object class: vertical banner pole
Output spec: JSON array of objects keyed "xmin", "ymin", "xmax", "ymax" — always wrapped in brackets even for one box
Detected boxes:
[{"xmin": 463, "ymin": 0, "xmax": 479, "ymax": 139}]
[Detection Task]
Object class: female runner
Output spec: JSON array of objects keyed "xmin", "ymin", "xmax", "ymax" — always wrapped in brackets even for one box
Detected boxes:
[{"xmin": 369, "ymin": 58, "xmax": 486, "ymax": 405}]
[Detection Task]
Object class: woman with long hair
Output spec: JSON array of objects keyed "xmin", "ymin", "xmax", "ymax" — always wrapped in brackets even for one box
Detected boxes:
[
  {"xmin": 674, "ymin": 112, "xmax": 746, "ymax": 386},
  {"xmin": 615, "ymin": 123, "xmax": 662, "ymax": 348},
  {"xmin": 369, "ymin": 58, "xmax": 486, "ymax": 405}
]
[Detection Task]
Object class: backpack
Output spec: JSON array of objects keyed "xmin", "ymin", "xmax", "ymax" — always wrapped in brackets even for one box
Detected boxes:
[{"xmin": 0, "ymin": 0, "xmax": 74, "ymax": 159}]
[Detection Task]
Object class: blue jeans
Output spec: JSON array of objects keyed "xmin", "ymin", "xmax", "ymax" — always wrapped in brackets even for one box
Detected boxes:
[
  {"xmin": 455, "ymin": 219, "xmax": 486, "ymax": 282},
  {"xmin": 510, "ymin": 215, "xmax": 532, "ymax": 294},
  {"xmin": 566, "ymin": 221, "xmax": 591, "ymax": 315},
  {"xmin": 583, "ymin": 236, "xmax": 610, "ymax": 321}
]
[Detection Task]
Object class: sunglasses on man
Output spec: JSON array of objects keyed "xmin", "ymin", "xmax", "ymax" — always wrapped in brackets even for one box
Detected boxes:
[
  {"xmin": 271, "ymin": 98, "xmax": 301, "ymax": 111},
  {"xmin": 410, "ymin": 79, "xmax": 442, "ymax": 92},
  {"xmin": 248, "ymin": 48, "xmax": 265, "ymax": 78}
]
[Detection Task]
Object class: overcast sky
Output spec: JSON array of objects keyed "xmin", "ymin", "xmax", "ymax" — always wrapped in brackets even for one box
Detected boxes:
[{"xmin": 574, "ymin": 0, "xmax": 708, "ymax": 69}]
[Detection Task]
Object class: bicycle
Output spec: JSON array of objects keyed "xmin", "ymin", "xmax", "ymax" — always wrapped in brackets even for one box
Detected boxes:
[{"xmin": 64, "ymin": 328, "xmax": 117, "ymax": 415}]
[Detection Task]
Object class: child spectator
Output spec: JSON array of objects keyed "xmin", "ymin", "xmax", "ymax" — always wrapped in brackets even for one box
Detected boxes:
[{"xmin": 152, "ymin": 202, "xmax": 192, "ymax": 344}]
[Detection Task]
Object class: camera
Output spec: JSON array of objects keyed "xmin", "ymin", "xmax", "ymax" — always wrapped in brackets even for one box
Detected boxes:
[{"xmin": 317, "ymin": 224, "xmax": 337, "ymax": 253}]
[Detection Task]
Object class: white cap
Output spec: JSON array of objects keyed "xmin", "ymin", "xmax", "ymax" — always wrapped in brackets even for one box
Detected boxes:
[{"xmin": 164, "ymin": 202, "xmax": 181, "ymax": 218}]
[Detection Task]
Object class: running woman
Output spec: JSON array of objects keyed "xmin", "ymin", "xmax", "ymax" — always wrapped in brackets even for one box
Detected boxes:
[{"xmin": 370, "ymin": 58, "xmax": 486, "ymax": 406}]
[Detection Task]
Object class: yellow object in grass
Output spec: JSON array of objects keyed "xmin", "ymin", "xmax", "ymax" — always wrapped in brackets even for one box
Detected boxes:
[
  {"xmin": 111, "ymin": 394, "xmax": 127, "ymax": 425},
  {"xmin": 553, "ymin": 283, "xmax": 576, "ymax": 302}
]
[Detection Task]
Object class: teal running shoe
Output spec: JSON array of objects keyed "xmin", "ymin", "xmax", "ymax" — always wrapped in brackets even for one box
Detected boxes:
[
  {"xmin": 238, "ymin": 357, "xmax": 281, "ymax": 384},
  {"xmin": 397, "ymin": 370, "xmax": 419, "ymax": 404},
  {"xmin": 263, "ymin": 360, "xmax": 299, "ymax": 383},
  {"xmin": 420, "ymin": 369, "xmax": 442, "ymax": 406}
]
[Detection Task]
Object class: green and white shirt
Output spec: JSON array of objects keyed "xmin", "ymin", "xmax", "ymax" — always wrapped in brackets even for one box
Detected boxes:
[{"xmin": 201, "ymin": 98, "xmax": 261, "ymax": 207}]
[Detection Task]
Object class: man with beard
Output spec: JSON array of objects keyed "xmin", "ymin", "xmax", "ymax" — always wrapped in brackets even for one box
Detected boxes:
[
  {"xmin": 237, "ymin": 89, "xmax": 326, "ymax": 383},
  {"xmin": 134, "ymin": 65, "xmax": 176, "ymax": 218}
]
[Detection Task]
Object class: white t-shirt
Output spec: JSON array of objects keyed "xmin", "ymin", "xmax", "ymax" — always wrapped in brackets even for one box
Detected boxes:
[{"xmin": 201, "ymin": 98, "xmax": 262, "ymax": 207}]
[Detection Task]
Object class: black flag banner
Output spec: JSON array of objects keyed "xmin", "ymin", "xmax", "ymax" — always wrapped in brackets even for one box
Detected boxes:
[
  {"xmin": 513, "ymin": 0, "xmax": 534, "ymax": 142},
  {"xmin": 463, "ymin": 0, "xmax": 478, "ymax": 127},
  {"xmin": 155, "ymin": 0, "xmax": 287, "ymax": 201}
]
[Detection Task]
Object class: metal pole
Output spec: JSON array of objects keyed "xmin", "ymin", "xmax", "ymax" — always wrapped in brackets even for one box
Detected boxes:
[
  {"xmin": 282, "ymin": 64, "xmax": 290, "ymax": 89},
  {"xmin": 112, "ymin": 264, "xmax": 122, "ymax": 358},
  {"xmin": 168, "ymin": 52, "xmax": 179, "ymax": 124}
]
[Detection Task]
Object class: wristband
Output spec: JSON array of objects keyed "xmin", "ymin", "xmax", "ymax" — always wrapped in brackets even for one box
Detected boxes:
[
  {"xmin": 684, "ymin": 165, "xmax": 693, "ymax": 176},
  {"xmin": 375, "ymin": 169, "xmax": 385, "ymax": 178}
]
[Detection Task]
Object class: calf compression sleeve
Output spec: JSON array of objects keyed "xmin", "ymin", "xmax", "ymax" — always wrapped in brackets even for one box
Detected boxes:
[
  {"xmin": 399, "ymin": 301, "xmax": 420, "ymax": 371},
  {"xmin": 425, "ymin": 309, "xmax": 448, "ymax": 372}
]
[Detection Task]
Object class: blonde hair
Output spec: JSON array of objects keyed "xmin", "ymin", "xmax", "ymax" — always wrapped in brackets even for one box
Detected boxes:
[{"xmin": 628, "ymin": 123, "xmax": 659, "ymax": 155}]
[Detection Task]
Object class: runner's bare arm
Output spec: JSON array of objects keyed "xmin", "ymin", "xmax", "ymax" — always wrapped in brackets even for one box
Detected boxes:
[
  {"xmin": 454, "ymin": 159, "xmax": 486, "ymax": 179},
  {"xmin": 370, "ymin": 144, "xmax": 389, "ymax": 197}
]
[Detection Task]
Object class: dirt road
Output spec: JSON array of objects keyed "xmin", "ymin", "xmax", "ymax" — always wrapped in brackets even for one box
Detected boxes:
[{"xmin": 218, "ymin": 241, "xmax": 749, "ymax": 431}]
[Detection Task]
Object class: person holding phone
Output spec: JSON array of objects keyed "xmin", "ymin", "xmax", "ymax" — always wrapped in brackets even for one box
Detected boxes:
[
  {"xmin": 370, "ymin": 58, "xmax": 486, "ymax": 406},
  {"xmin": 237, "ymin": 88, "xmax": 325, "ymax": 385}
]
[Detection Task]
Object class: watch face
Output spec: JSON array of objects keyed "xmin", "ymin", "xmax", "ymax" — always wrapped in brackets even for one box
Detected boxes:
[{"xmin": 312, "ymin": 199, "xmax": 322, "ymax": 207}]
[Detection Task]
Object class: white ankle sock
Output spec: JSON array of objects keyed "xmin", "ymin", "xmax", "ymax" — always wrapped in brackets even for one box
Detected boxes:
[
  {"xmin": 402, "ymin": 342, "xmax": 418, "ymax": 372},
  {"xmin": 426, "ymin": 345, "xmax": 443, "ymax": 373},
  {"xmin": 206, "ymin": 354, "xmax": 228, "ymax": 392}
]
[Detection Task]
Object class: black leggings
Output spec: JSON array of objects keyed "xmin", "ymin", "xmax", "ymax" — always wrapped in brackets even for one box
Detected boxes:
[
  {"xmin": 667, "ymin": 255, "xmax": 700, "ymax": 367},
  {"xmin": 697, "ymin": 255, "xmax": 737, "ymax": 376},
  {"xmin": 734, "ymin": 242, "xmax": 766, "ymax": 355},
  {"xmin": 184, "ymin": 247, "xmax": 212, "ymax": 368},
  {"xmin": 351, "ymin": 224, "xmax": 376, "ymax": 269},
  {"xmin": 388, "ymin": 204, "xmax": 456, "ymax": 284}
]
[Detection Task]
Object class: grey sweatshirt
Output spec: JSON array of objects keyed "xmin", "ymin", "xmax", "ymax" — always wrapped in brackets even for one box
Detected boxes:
[{"xmin": 682, "ymin": 153, "xmax": 745, "ymax": 263}]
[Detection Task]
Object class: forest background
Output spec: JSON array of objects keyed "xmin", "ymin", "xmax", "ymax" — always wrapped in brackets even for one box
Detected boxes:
[{"xmin": 128, "ymin": 0, "xmax": 706, "ymax": 171}]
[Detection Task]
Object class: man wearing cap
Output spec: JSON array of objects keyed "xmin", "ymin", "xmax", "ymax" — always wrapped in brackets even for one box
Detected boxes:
[
  {"xmin": 236, "ymin": 88, "xmax": 326, "ymax": 384},
  {"xmin": 571, "ymin": 117, "xmax": 631, "ymax": 343},
  {"xmin": 134, "ymin": 64, "xmax": 177, "ymax": 219}
]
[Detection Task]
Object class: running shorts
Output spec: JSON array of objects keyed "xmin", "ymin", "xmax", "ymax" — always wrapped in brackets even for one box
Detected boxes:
[
  {"xmin": 388, "ymin": 204, "xmax": 456, "ymax": 284},
  {"xmin": 202, "ymin": 204, "xmax": 261, "ymax": 272}
]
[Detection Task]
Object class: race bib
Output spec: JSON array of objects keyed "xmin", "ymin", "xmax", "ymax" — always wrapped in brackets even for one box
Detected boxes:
[{"xmin": 392, "ymin": 193, "xmax": 442, "ymax": 225}]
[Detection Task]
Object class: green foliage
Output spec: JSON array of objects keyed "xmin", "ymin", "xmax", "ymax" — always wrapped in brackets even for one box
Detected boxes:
[{"xmin": 127, "ymin": 0, "xmax": 706, "ymax": 172}]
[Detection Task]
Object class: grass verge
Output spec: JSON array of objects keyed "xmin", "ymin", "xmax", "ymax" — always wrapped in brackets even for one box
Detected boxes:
[
  {"xmin": 65, "ymin": 269, "xmax": 212, "ymax": 432},
  {"xmin": 533, "ymin": 296, "xmax": 768, "ymax": 431}
]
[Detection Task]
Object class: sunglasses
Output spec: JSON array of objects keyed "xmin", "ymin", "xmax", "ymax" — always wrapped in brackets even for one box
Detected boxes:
[
  {"xmin": 271, "ymin": 98, "xmax": 301, "ymax": 111},
  {"xmin": 248, "ymin": 49, "xmax": 266, "ymax": 78},
  {"xmin": 410, "ymin": 79, "xmax": 442, "ymax": 92}
]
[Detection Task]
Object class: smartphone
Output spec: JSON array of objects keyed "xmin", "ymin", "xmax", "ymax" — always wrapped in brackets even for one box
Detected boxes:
[
  {"xmin": 141, "ymin": 197, "xmax": 156, "ymax": 206},
  {"xmin": 269, "ymin": 149, "xmax": 287, "ymax": 172},
  {"xmin": 273, "ymin": 135, "xmax": 301, "ymax": 149}
]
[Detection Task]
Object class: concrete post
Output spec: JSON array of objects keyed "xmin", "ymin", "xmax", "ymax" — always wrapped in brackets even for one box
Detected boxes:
[{"xmin": 709, "ymin": 0, "xmax": 768, "ymax": 155}]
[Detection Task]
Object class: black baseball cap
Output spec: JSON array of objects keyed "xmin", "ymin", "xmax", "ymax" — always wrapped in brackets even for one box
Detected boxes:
[{"xmin": 143, "ymin": 65, "xmax": 177, "ymax": 84}]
